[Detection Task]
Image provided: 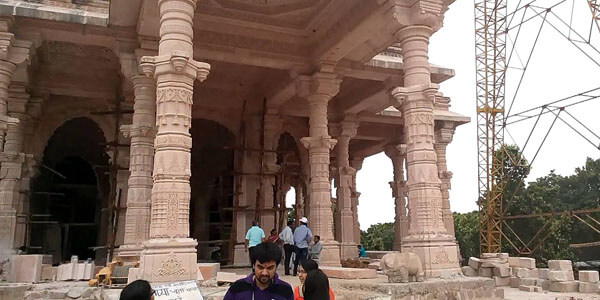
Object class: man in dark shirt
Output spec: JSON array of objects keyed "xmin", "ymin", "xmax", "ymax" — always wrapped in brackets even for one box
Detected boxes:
[{"xmin": 224, "ymin": 242, "xmax": 294, "ymax": 300}]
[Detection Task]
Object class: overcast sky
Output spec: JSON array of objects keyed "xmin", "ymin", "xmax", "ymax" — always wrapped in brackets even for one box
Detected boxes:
[{"xmin": 287, "ymin": 0, "xmax": 600, "ymax": 230}]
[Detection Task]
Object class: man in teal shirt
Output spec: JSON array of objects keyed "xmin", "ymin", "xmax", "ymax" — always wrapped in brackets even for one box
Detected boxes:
[
  {"xmin": 245, "ymin": 220, "xmax": 266, "ymax": 263},
  {"xmin": 358, "ymin": 244, "xmax": 366, "ymax": 258}
]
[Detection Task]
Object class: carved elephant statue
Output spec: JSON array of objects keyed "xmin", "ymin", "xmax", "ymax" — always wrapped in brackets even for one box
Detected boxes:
[{"xmin": 380, "ymin": 252, "xmax": 424, "ymax": 283}]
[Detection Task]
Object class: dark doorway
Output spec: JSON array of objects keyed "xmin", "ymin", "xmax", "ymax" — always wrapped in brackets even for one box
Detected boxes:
[
  {"xmin": 29, "ymin": 117, "xmax": 109, "ymax": 264},
  {"xmin": 189, "ymin": 119, "xmax": 235, "ymax": 263}
]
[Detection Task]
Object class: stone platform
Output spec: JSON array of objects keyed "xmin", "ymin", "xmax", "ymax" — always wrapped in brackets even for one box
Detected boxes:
[{"xmin": 330, "ymin": 276, "xmax": 503, "ymax": 300}]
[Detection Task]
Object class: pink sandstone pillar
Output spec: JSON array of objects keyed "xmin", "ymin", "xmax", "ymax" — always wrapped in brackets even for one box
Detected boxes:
[
  {"xmin": 435, "ymin": 121, "xmax": 456, "ymax": 236},
  {"xmin": 137, "ymin": 0, "xmax": 210, "ymax": 283},
  {"xmin": 259, "ymin": 111, "xmax": 283, "ymax": 231},
  {"xmin": 384, "ymin": 144, "xmax": 409, "ymax": 251},
  {"xmin": 119, "ymin": 75, "xmax": 156, "ymax": 259},
  {"xmin": 349, "ymin": 157, "xmax": 363, "ymax": 246},
  {"xmin": 293, "ymin": 182, "xmax": 304, "ymax": 222},
  {"xmin": 0, "ymin": 83, "xmax": 28, "ymax": 251},
  {"xmin": 331, "ymin": 120, "xmax": 358, "ymax": 259},
  {"xmin": 391, "ymin": 26, "xmax": 460, "ymax": 277},
  {"xmin": 300, "ymin": 71, "xmax": 341, "ymax": 267}
]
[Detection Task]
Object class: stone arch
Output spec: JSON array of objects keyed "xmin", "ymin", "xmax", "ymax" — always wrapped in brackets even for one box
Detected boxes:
[
  {"xmin": 189, "ymin": 118, "xmax": 237, "ymax": 262},
  {"xmin": 29, "ymin": 117, "xmax": 110, "ymax": 264}
]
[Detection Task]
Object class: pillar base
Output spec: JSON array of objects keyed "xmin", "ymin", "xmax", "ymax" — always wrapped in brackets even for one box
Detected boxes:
[
  {"xmin": 233, "ymin": 244, "xmax": 250, "ymax": 267},
  {"xmin": 138, "ymin": 238, "xmax": 198, "ymax": 283},
  {"xmin": 340, "ymin": 242, "xmax": 358, "ymax": 260},
  {"xmin": 401, "ymin": 234, "xmax": 461, "ymax": 278},
  {"xmin": 114, "ymin": 244, "xmax": 144, "ymax": 264},
  {"xmin": 319, "ymin": 240, "xmax": 341, "ymax": 267}
]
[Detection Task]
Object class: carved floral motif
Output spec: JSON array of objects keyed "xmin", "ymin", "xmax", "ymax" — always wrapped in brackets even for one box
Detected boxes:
[{"xmin": 156, "ymin": 253, "xmax": 186, "ymax": 277}]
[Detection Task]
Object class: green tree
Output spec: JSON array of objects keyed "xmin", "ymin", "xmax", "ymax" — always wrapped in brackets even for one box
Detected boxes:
[
  {"xmin": 360, "ymin": 223, "xmax": 394, "ymax": 251},
  {"xmin": 453, "ymin": 211, "xmax": 479, "ymax": 265}
]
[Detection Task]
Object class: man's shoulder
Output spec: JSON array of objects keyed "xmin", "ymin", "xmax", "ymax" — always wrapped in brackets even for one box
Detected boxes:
[
  {"xmin": 270, "ymin": 278, "xmax": 294, "ymax": 298},
  {"xmin": 228, "ymin": 278, "xmax": 253, "ymax": 294}
]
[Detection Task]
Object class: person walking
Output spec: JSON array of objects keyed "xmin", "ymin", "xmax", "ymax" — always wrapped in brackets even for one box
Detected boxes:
[
  {"xmin": 224, "ymin": 242, "xmax": 294, "ymax": 300},
  {"xmin": 292, "ymin": 217, "xmax": 312, "ymax": 276},
  {"xmin": 245, "ymin": 220, "xmax": 266, "ymax": 264},
  {"xmin": 279, "ymin": 220, "xmax": 295, "ymax": 275}
]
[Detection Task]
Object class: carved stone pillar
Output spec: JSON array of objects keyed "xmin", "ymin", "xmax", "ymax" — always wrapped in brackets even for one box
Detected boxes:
[
  {"xmin": 391, "ymin": 25, "xmax": 460, "ymax": 277},
  {"xmin": 385, "ymin": 144, "xmax": 409, "ymax": 251},
  {"xmin": 300, "ymin": 71, "xmax": 340, "ymax": 267},
  {"xmin": 349, "ymin": 157, "xmax": 363, "ymax": 247},
  {"xmin": 435, "ymin": 121, "xmax": 455, "ymax": 236},
  {"xmin": 259, "ymin": 111, "xmax": 282, "ymax": 231},
  {"xmin": 331, "ymin": 120, "xmax": 358, "ymax": 259},
  {"xmin": 119, "ymin": 76, "xmax": 156, "ymax": 260},
  {"xmin": 137, "ymin": 0, "xmax": 210, "ymax": 283},
  {"xmin": 0, "ymin": 82, "xmax": 30, "ymax": 252},
  {"xmin": 293, "ymin": 182, "xmax": 304, "ymax": 223}
]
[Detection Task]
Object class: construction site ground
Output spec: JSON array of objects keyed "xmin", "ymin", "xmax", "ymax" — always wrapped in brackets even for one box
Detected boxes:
[{"xmin": 3, "ymin": 266, "xmax": 600, "ymax": 300}]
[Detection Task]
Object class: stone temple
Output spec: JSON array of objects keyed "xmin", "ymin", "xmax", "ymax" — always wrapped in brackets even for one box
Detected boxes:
[{"xmin": 0, "ymin": 0, "xmax": 469, "ymax": 283}]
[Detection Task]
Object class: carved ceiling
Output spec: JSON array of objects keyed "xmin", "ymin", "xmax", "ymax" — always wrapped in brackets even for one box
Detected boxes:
[{"xmin": 201, "ymin": 0, "xmax": 327, "ymax": 30}]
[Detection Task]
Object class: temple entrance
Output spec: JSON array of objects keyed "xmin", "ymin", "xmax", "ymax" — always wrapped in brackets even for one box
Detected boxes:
[
  {"xmin": 189, "ymin": 119, "xmax": 235, "ymax": 262},
  {"xmin": 29, "ymin": 117, "xmax": 110, "ymax": 264}
]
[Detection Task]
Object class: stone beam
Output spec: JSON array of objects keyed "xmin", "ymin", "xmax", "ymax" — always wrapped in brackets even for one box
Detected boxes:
[
  {"xmin": 265, "ymin": 74, "xmax": 311, "ymax": 109},
  {"xmin": 310, "ymin": 0, "xmax": 386, "ymax": 62}
]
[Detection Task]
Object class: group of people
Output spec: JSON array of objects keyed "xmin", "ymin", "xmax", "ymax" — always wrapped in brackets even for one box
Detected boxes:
[
  {"xmin": 245, "ymin": 217, "xmax": 322, "ymax": 276},
  {"xmin": 119, "ymin": 217, "xmax": 334, "ymax": 300}
]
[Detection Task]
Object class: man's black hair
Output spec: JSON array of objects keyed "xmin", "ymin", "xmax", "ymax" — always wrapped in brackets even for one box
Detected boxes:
[
  {"xmin": 300, "ymin": 258, "xmax": 319, "ymax": 273},
  {"xmin": 250, "ymin": 242, "xmax": 282, "ymax": 266},
  {"xmin": 314, "ymin": 235, "xmax": 320, "ymax": 241},
  {"xmin": 119, "ymin": 279, "xmax": 153, "ymax": 300},
  {"xmin": 287, "ymin": 220, "xmax": 293, "ymax": 226}
]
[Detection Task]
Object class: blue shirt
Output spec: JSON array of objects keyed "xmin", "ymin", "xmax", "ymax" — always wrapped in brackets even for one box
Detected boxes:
[
  {"xmin": 293, "ymin": 225, "xmax": 312, "ymax": 249},
  {"xmin": 359, "ymin": 247, "xmax": 366, "ymax": 257},
  {"xmin": 245, "ymin": 226, "xmax": 265, "ymax": 248},
  {"xmin": 224, "ymin": 273, "xmax": 293, "ymax": 300}
]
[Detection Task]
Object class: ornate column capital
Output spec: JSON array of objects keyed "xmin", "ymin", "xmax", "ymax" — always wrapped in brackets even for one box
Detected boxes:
[
  {"xmin": 300, "ymin": 136, "xmax": 337, "ymax": 151},
  {"xmin": 391, "ymin": 2, "xmax": 446, "ymax": 32},
  {"xmin": 391, "ymin": 83, "xmax": 439, "ymax": 109},
  {"xmin": 139, "ymin": 53, "xmax": 210, "ymax": 83},
  {"xmin": 307, "ymin": 72, "xmax": 342, "ymax": 103},
  {"xmin": 435, "ymin": 121, "xmax": 455, "ymax": 144}
]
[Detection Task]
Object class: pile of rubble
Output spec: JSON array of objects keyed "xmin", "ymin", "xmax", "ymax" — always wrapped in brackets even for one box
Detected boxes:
[{"xmin": 463, "ymin": 254, "xmax": 600, "ymax": 294}]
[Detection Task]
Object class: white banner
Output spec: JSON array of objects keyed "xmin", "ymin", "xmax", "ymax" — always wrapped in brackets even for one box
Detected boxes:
[{"xmin": 152, "ymin": 280, "xmax": 204, "ymax": 300}]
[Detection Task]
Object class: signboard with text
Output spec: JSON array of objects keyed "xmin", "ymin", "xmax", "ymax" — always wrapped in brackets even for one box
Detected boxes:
[{"xmin": 152, "ymin": 280, "xmax": 204, "ymax": 300}]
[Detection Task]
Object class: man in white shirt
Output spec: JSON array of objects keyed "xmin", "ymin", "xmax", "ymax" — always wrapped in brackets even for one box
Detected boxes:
[{"xmin": 278, "ymin": 220, "xmax": 294, "ymax": 275}]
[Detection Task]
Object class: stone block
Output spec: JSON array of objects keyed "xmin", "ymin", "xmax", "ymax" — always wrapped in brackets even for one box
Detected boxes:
[
  {"xmin": 493, "ymin": 288, "xmax": 505, "ymax": 299},
  {"xmin": 481, "ymin": 261, "xmax": 506, "ymax": 268},
  {"xmin": 461, "ymin": 266, "xmax": 477, "ymax": 277},
  {"xmin": 548, "ymin": 260, "xmax": 572, "ymax": 271},
  {"xmin": 493, "ymin": 265, "xmax": 510, "ymax": 277},
  {"xmin": 579, "ymin": 281, "xmax": 599, "ymax": 293},
  {"xmin": 529, "ymin": 268, "xmax": 539, "ymax": 278},
  {"xmin": 320, "ymin": 266, "xmax": 377, "ymax": 279},
  {"xmin": 538, "ymin": 268, "xmax": 549, "ymax": 279},
  {"xmin": 519, "ymin": 285, "xmax": 535, "ymax": 292},
  {"xmin": 216, "ymin": 272, "xmax": 244, "ymax": 283},
  {"xmin": 367, "ymin": 262, "xmax": 380, "ymax": 270},
  {"xmin": 538, "ymin": 279, "xmax": 550, "ymax": 290},
  {"xmin": 578, "ymin": 270, "xmax": 599, "ymax": 283},
  {"xmin": 478, "ymin": 267, "xmax": 493, "ymax": 277},
  {"xmin": 513, "ymin": 267, "xmax": 530, "ymax": 278},
  {"xmin": 548, "ymin": 270, "xmax": 573, "ymax": 282},
  {"xmin": 508, "ymin": 257, "xmax": 535, "ymax": 269},
  {"xmin": 549, "ymin": 281, "xmax": 579, "ymax": 293},
  {"xmin": 40, "ymin": 265, "xmax": 56, "ymax": 281},
  {"xmin": 510, "ymin": 277, "xmax": 521, "ymax": 288},
  {"xmin": 468, "ymin": 257, "xmax": 481, "ymax": 270},
  {"xmin": 127, "ymin": 268, "xmax": 139, "ymax": 284},
  {"xmin": 481, "ymin": 253, "xmax": 498, "ymax": 259},
  {"xmin": 494, "ymin": 276, "xmax": 510, "ymax": 286},
  {"xmin": 8, "ymin": 255, "xmax": 45, "ymax": 283},
  {"xmin": 521, "ymin": 278, "xmax": 536, "ymax": 286},
  {"xmin": 198, "ymin": 263, "xmax": 220, "ymax": 280}
]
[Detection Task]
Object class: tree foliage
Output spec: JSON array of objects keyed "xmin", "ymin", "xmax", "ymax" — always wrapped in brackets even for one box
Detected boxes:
[
  {"xmin": 360, "ymin": 223, "xmax": 394, "ymax": 251},
  {"xmin": 456, "ymin": 144, "xmax": 600, "ymax": 265}
]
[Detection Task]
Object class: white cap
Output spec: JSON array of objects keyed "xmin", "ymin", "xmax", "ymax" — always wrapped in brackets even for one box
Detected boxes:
[{"xmin": 300, "ymin": 217, "xmax": 308, "ymax": 223}]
